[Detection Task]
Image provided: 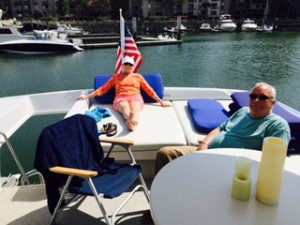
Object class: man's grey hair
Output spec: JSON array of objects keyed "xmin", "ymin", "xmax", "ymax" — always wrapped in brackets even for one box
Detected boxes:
[{"xmin": 251, "ymin": 82, "xmax": 276, "ymax": 99}]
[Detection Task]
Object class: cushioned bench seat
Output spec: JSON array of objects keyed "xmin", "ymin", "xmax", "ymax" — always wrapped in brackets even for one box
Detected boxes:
[
  {"xmin": 187, "ymin": 99, "xmax": 230, "ymax": 133},
  {"xmin": 173, "ymin": 100, "xmax": 232, "ymax": 146},
  {"xmin": 90, "ymin": 74, "xmax": 186, "ymax": 160},
  {"xmin": 90, "ymin": 102, "xmax": 187, "ymax": 156}
]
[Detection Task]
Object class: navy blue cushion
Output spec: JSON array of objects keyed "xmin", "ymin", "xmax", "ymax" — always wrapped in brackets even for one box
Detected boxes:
[
  {"xmin": 69, "ymin": 164, "xmax": 142, "ymax": 198},
  {"xmin": 94, "ymin": 74, "xmax": 114, "ymax": 104},
  {"xmin": 230, "ymin": 92, "xmax": 249, "ymax": 109},
  {"xmin": 94, "ymin": 74, "xmax": 164, "ymax": 103},
  {"xmin": 231, "ymin": 92, "xmax": 300, "ymax": 132},
  {"xmin": 188, "ymin": 99, "xmax": 229, "ymax": 133}
]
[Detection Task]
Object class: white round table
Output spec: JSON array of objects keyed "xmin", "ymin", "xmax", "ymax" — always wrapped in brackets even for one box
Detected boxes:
[{"xmin": 150, "ymin": 149, "xmax": 300, "ymax": 225}]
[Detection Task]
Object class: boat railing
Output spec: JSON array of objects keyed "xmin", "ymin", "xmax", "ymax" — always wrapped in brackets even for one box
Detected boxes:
[{"xmin": 0, "ymin": 131, "xmax": 44, "ymax": 185}]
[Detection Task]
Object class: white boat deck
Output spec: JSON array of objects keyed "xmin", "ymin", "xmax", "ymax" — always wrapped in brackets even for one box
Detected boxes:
[
  {"xmin": 0, "ymin": 180, "xmax": 152, "ymax": 225},
  {"xmin": 1, "ymin": 86, "xmax": 300, "ymax": 224}
]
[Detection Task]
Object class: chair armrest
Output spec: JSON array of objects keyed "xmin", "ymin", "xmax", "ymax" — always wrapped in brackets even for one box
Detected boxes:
[
  {"xmin": 99, "ymin": 137, "xmax": 134, "ymax": 146},
  {"xmin": 49, "ymin": 166, "xmax": 98, "ymax": 179}
]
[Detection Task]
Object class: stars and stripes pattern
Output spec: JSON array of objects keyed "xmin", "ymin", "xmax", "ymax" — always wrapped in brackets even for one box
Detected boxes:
[{"xmin": 115, "ymin": 14, "xmax": 143, "ymax": 74}]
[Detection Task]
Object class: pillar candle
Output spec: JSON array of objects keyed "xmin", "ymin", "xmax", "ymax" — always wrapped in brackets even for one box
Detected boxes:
[
  {"xmin": 256, "ymin": 137, "xmax": 288, "ymax": 205},
  {"xmin": 231, "ymin": 157, "xmax": 252, "ymax": 201}
]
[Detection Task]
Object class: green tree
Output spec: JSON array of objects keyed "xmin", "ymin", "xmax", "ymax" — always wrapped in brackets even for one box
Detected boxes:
[
  {"xmin": 70, "ymin": 0, "xmax": 111, "ymax": 18},
  {"xmin": 111, "ymin": 0, "xmax": 128, "ymax": 19},
  {"xmin": 56, "ymin": 0, "xmax": 69, "ymax": 16},
  {"xmin": 201, "ymin": 1, "xmax": 211, "ymax": 19}
]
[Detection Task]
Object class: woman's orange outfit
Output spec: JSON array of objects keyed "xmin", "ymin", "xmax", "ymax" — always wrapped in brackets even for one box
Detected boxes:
[{"xmin": 95, "ymin": 73, "xmax": 158, "ymax": 99}]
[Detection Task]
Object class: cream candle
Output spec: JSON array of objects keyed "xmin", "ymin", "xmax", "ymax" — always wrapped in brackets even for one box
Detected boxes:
[
  {"xmin": 231, "ymin": 157, "xmax": 252, "ymax": 201},
  {"xmin": 256, "ymin": 137, "xmax": 288, "ymax": 206}
]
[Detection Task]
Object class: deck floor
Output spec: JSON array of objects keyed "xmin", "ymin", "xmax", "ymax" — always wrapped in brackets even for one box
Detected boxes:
[{"xmin": 0, "ymin": 179, "xmax": 153, "ymax": 225}]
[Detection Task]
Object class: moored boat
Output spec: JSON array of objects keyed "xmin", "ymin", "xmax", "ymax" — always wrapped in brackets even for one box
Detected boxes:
[
  {"xmin": 199, "ymin": 23, "xmax": 213, "ymax": 32},
  {"xmin": 0, "ymin": 14, "xmax": 30, "ymax": 43},
  {"xmin": 52, "ymin": 22, "xmax": 88, "ymax": 35},
  {"xmin": 165, "ymin": 24, "xmax": 187, "ymax": 33},
  {"xmin": 140, "ymin": 34, "xmax": 177, "ymax": 41},
  {"xmin": 215, "ymin": 14, "xmax": 237, "ymax": 32},
  {"xmin": 0, "ymin": 30, "xmax": 83, "ymax": 54},
  {"xmin": 256, "ymin": 24, "xmax": 273, "ymax": 32},
  {"xmin": 256, "ymin": 0, "xmax": 273, "ymax": 32},
  {"xmin": 241, "ymin": 18, "xmax": 258, "ymax": 32}
]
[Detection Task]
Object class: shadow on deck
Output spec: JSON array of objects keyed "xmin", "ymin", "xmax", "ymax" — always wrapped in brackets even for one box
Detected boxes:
[{"xmin": 2, "ymin": 178, "xmax": 153, "ymax": 225}]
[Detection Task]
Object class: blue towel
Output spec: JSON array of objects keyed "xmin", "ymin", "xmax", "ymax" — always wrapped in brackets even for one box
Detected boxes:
[
  {"xmin": 85, "ymin": 107, "xmax": 111, "ymax": 122},
  {"xmin": 34, "ymin": 115, "xmax": 106, "ymax": 214}
]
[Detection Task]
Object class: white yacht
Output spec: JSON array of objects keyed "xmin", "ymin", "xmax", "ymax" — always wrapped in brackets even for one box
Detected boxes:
[
  {"xmin": 0, "ymin": 30, "xmax": 83, "ymax": 54},
  {"xmin": 216, "ymin": 14, "xmax": 237, "ymax": 32},
  {"xmin": 241, "ymin": 18, "xmax": 258, "ymax": 32},
  {"xmin": 52, "ymin": 22, "xmax": 87, "ymax": 35},
  {"xmin": 165, "ymin": 24, "xmax": 187, "ymax": 33},
  {"xmin": 0, "ymin": 15, "xmax": 30, "ymax": 43}
]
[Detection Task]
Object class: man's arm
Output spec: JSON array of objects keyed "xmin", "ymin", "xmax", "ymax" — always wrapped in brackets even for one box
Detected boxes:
[{"xmin": 197, "ymin": 128, "xmax": 221, "ymax": 151}]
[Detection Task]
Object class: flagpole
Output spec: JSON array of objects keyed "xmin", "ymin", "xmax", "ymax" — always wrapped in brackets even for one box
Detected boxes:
[
  {"xmin": 115, "ymin": 9, "xmax": 143, "ymax": 73},
  {"xmin": 120, "ymin": 9, "xmax": 125, "ymax": 61}
]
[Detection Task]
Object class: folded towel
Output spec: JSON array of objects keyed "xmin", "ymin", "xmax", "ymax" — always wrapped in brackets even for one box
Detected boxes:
[{"xmin": 85, "ymin": 107, "xmax": 111, "ymax": 122}]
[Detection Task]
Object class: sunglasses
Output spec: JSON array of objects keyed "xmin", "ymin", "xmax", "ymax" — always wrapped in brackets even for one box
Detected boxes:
[
  {"xmin": 124, "ymin": 63, "xmax": 133, "ymax": 66},
  {"xmin": 249, "ymin": 94, "xmax": 273, "ymax": 102}
]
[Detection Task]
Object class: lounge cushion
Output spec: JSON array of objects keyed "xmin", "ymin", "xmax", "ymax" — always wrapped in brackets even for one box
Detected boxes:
[
  {"xmin": 188, "ymin": 99, "xmax": 229, "ymax": 133},
  {"xmin": 231, "ymin": 92, "xmax": 300, "ymax": 132},
  {"xmin": 94, "ymin": 74, "xmax": 164, "ymax": 104}
]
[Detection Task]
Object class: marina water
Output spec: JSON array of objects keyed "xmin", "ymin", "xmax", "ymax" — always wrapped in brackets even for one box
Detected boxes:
[{"xmin": 1, "ymin": 31, "xmax": 300, "ymax": 178}]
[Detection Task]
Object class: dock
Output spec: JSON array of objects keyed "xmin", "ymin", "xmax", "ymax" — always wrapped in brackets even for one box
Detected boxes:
[
  {"xmin": 68, "ymin": 33, "xmax": 182, "ymax": 49},
  {"xmin": 79, "ymin": 39, "xmax": 182, "ymax": 49}
]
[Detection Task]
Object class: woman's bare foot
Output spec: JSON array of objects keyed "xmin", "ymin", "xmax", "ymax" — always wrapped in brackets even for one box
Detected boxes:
[{"xmin": 126, "ymin": 120, "xmax": 135, "ymax": 131}]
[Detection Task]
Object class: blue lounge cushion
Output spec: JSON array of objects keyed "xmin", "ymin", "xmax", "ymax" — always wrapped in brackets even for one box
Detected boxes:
[
  {"xmin": 231, "ymin": 91, "xmax": 300, "ymax": 132},
  {"xmin": 94, "ymin": 73, "xmax": 164, "ymax": 104},
  {"xmin": 188, "ymin": 99, "xmax": 229, "ymax": 133},
  {"xmin": 230, "ymin": 92, "xmax": 249, "ymax": 109}
]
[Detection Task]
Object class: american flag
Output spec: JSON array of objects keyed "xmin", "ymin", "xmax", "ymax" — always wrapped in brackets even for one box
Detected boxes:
[{"xmin": 115, "ymin": 13, "xmax": 143, "ymax": 74}]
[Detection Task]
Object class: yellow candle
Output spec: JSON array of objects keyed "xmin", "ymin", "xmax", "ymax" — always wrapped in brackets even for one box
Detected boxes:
[
  {"xmin": 256, "ymin": 137, "xmax": 288, "ymax": 206},
  {"xmin": 232, "ymin": 157, "xmax": 252, "ymax": 201}
]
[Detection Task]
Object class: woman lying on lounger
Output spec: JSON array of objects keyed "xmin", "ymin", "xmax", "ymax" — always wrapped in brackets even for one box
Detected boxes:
[{"xmin": 78, "ymin": 56, "xmax": 170, "ymax": 131}]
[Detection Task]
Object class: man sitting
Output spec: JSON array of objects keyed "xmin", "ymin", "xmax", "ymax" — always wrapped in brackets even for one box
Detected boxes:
[{"xmin": 142, "ymin": 82, "xmax": 291, "ymax": 224}]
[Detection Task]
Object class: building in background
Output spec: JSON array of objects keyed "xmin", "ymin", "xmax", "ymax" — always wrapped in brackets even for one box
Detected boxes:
[
  {"xmin": 1, "ymin": 0, "xmax": 300, "ymax": 21},
  {"xmin": 140, "ymin": 0, "xmax": 228, "ymax": 19},
  {"xmin": 1, "ymin": 0, "xmax": 56, "ymax": 18}
]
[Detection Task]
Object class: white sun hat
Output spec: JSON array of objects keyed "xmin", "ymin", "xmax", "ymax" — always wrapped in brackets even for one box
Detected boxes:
[{"xmin": 122, "ymin": 56, "xmax": 134, "ymax": 65}]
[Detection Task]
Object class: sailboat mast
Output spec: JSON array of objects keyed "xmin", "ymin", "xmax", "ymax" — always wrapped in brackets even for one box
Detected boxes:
[{"xmin": 262, "ymin": 0, "xmax": 269, "ymax": 26}]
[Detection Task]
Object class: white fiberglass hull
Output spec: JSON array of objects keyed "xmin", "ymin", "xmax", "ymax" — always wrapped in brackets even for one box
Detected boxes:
[
  {"xmin": 241, "ymin": 24, "xmax": 258, "ymax": 31},
  {"xmin": 0, "ymin": 39, "xmax": 83, "ymax": 54},
  {"xmin": 219, "ymin": 22, "xmax": 237, "ymax": 32}
]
